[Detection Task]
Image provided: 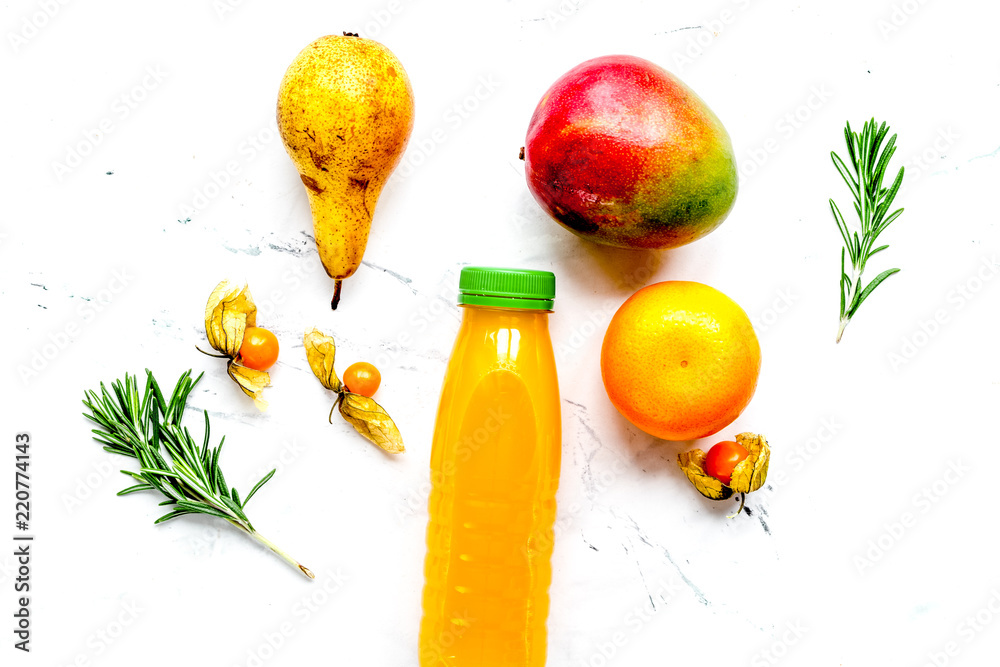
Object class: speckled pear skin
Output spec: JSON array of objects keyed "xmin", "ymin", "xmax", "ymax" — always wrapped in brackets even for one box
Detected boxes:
[
  {"xmin": 277, "ymin": 35, "xmax": 414, "ymax": 286},
  {"xmin": 523, "ymin": 55, "xmax": 737, "ymax": 250}
]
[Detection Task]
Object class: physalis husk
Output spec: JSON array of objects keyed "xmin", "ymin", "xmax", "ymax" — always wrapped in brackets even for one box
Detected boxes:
[
  {"xmin": 201, "ymin": 279, "xmax": 271, "ymax": 411},
  {"xmin": 303, "ymin": 328, "xmax": 404, "ymax": 454},
  {"xmin": 677, "ymin": 432, "xmax": 770, "ymax": 516}
]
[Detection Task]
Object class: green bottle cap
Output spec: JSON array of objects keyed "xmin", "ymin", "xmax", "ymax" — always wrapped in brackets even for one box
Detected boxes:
[{"xmin": 457, "ymin": 266, "xmax": 556, "ymax": 311}]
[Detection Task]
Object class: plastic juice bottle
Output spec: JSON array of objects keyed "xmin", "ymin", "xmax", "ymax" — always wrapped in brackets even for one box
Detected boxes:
[{"xmin": 419, "ymin": 266, "xmax": 561, "ymax": 667}]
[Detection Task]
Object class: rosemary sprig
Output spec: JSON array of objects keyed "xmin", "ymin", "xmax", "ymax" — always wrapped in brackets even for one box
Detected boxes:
[
  {"xmin": 81, "ymin": 369, "xmax": 314, "ymax": 579},
  {"xmin": 830, "ymin": 118, "xmax": 905, "ymax": 343}
]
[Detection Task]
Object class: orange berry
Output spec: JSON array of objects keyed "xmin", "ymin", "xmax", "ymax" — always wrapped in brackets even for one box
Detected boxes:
[
  {"xmin": 344, "ymin": 362, "xmax": 381, "ymax": 397},
  {"xmin": 239, "ymin": 327, "xmax": 280, "ymax": 371},
  {"xmin": 704, "ymin": 440, "xmax": 750, "ymax": 485}
]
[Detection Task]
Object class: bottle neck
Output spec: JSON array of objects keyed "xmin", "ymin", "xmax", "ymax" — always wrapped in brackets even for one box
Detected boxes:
[
  {"xmin": 457, "ymin": 304, "xmax": 552, "ymax": 367},
  {"xmin": 460, "ymin": 303, "xmax": 551, "ymax": 323}
]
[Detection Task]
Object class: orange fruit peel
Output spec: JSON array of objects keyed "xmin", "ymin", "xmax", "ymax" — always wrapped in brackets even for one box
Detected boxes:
[{"xmin": 600, "ymin": 280, "xmax": 761, "ymax": 441}]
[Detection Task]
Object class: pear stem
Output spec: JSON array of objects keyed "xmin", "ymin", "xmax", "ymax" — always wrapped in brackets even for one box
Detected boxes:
[{"xmin": 331, "ymin": 280, "xmax": 343, "ymax": 310}]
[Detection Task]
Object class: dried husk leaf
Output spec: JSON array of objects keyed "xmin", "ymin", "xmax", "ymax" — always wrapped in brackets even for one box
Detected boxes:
[
  {"xmin": 303, "ymin": 328, "xmax": 341, "ymax": 392},
  {"xmin": 205, "ymin": 280, "xmax": 257, "ymax": 358},
  {"xmin": 677, "ymin": 448, "xmax": 734, "ymax": 501},
  {"xmin": 228, "ymin": 362, "xmax": 270, "ymax": 412},
  {"xmin": 729, "ymin": 432, "xmax": 770, "ymax": 495},
  {"xmin": 338, "ymin": 392, "xmax": 405, "ymax": 454}
]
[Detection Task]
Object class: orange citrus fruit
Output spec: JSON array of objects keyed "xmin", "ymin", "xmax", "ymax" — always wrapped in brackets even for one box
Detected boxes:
[{"xmin": 600, "ymin": 281, "xmax": 760, "ymax": 441}]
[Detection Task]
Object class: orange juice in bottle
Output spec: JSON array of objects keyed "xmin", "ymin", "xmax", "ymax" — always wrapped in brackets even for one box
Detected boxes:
[{"xmin": 419, "ymin": 267, "xmax": 561, "ymax": 667}]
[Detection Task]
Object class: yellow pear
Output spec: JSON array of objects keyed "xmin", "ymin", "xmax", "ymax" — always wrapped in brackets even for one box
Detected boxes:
[{"xmin": 277, "ymin": 33, "xmax": 414, "ymax": 309}]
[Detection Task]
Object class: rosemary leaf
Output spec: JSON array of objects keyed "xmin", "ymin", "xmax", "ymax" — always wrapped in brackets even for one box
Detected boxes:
[
  {"xmin": 831, "ymin": 118, "xmax": 905, "ymax": 343},
  {"xmin": 81, "ymin": 370, "xmax": 313, "ymax": 579}
]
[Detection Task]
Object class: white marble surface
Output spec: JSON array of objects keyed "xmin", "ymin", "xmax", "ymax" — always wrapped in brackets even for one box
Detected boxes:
[{"xmin": 4, "ymin": 1, "xmax": 1000, "ymax": 664}]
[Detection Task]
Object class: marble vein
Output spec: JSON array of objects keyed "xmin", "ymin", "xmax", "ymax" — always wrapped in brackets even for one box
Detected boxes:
[
  {"xmin": 361, "ymin": 259, "xmax": 418, "ymax": 296},
  {"xmin": 620, "ymin": 511, "xmax": 711, "ymax": 607}
]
